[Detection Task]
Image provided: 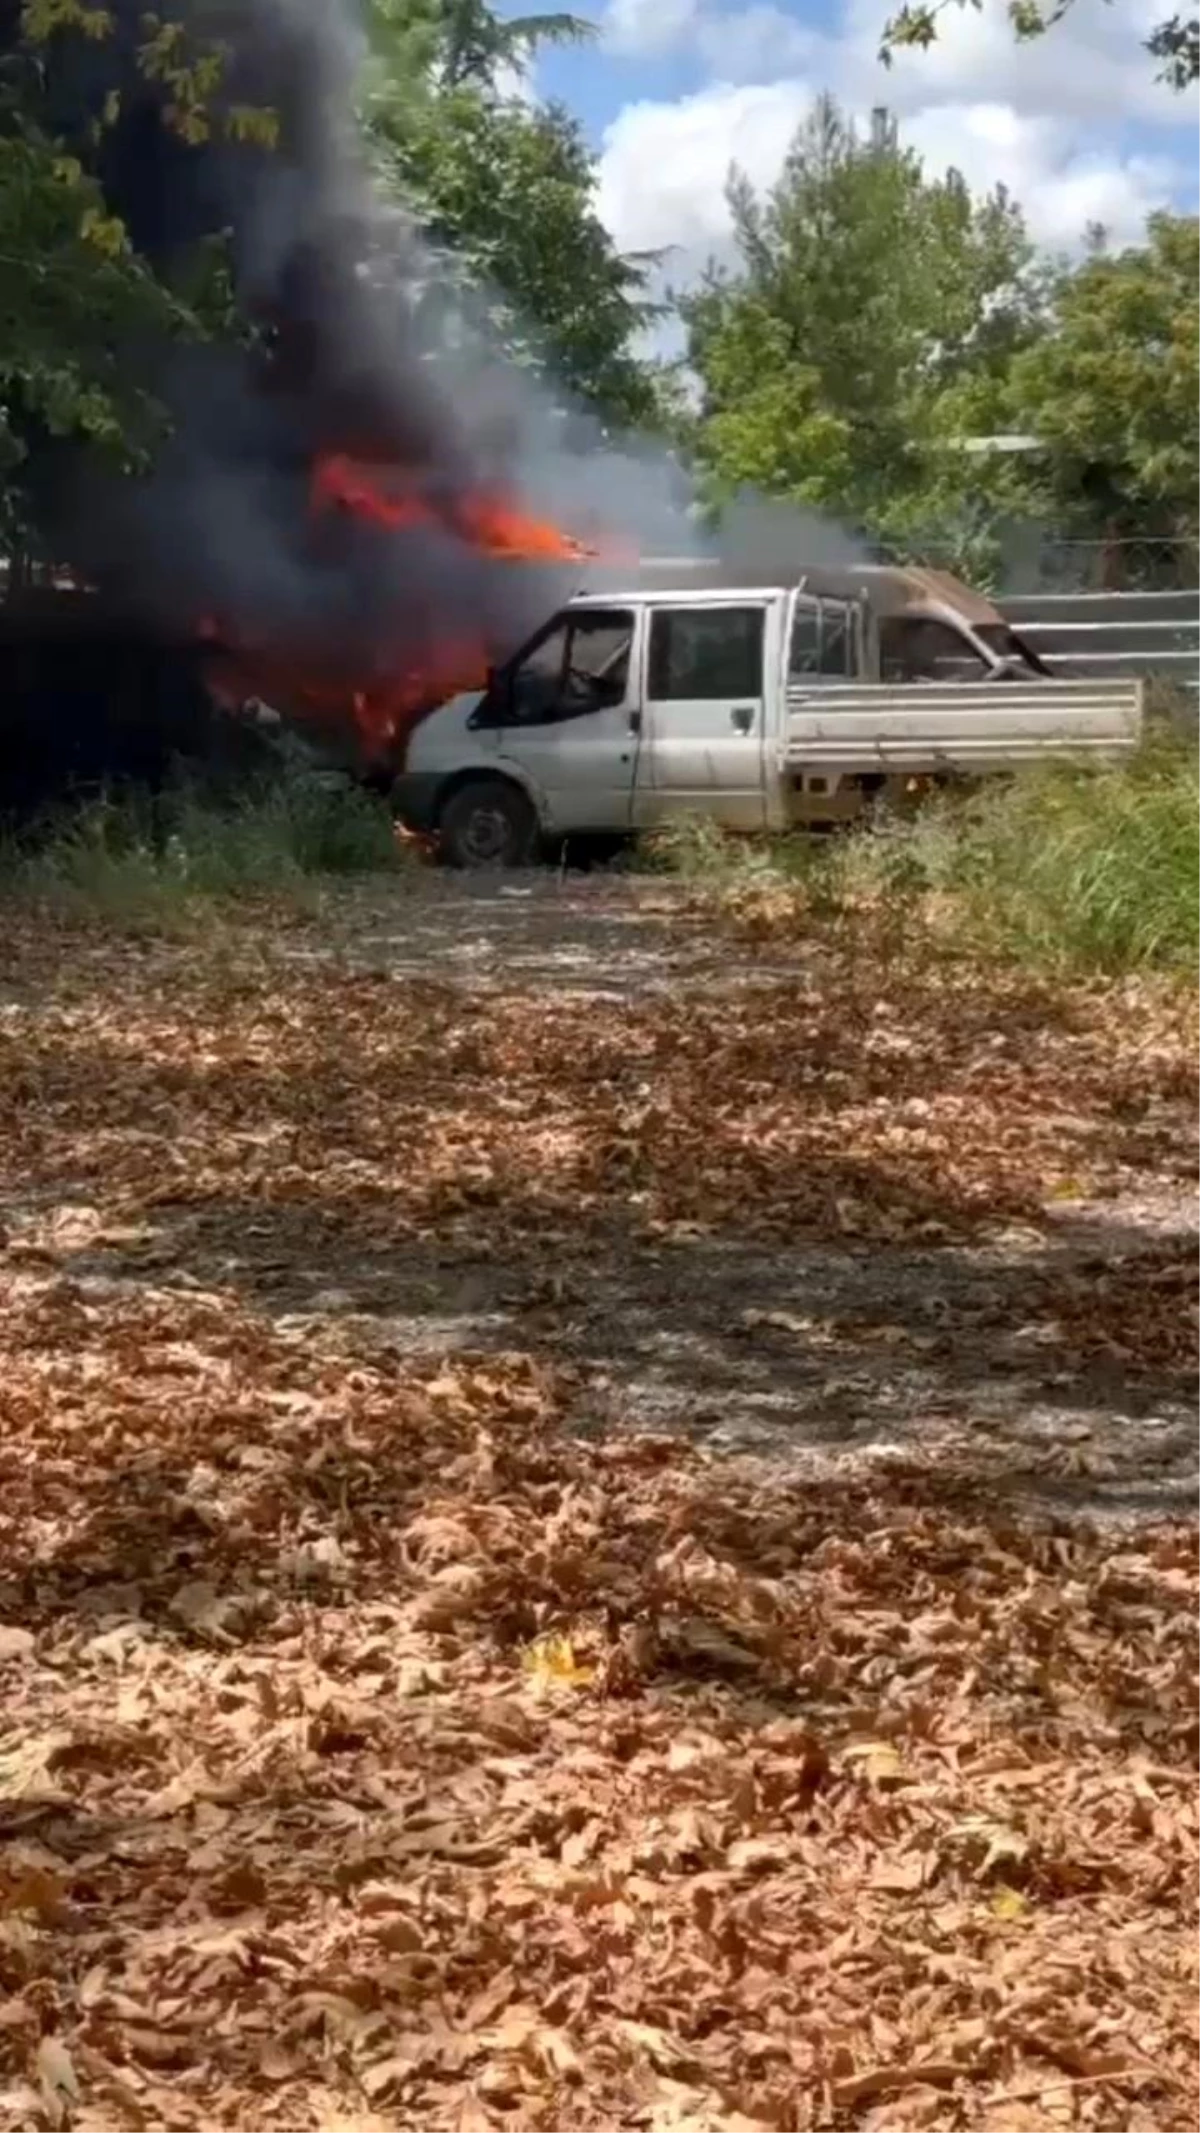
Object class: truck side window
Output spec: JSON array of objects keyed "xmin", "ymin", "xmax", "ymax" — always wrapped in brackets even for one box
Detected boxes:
[
  {"xmin": 880, "ymin": 618, "xmax": 989, "ymax": 682},
  {"xmin": 489, "ymin": 608, "xmax": 634, "ymax": 727},
  {"xmin": 789, "ymin": 599, "xmax": 853, "ymax": 678},
  {"xmin": 648, "ymin": 607, "xmax": 764, "ymax": 699}
]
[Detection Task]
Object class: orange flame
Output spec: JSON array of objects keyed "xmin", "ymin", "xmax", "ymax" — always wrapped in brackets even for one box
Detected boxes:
[
  {"xmin": 200, "ymin": 453, "xmax": 611, "ymax": 760},
  {"xmin": 312, "ymin": 452, "xmax": 593, "ymax": 563}
]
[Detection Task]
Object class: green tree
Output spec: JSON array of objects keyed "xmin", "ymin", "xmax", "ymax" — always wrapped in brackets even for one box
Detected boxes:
[
  {"xmin": 682, "ymin": 96, "xmax": 1044, "ymax": 551},
  {"xmin": 363, "ymin": 0, "xmax": 593, "ymax": 94},
  {"xmin": 1005, "ymin": 212, "xmax": 1199, "ymax": 538},
  {"xmin": 362, "ymin": 2, "xmax": 664, "ymax": 427},
  {"xmin": 431, "ymin": 0, "xmax": 593, "ymax": 86},
  {"xmin": 374, "ymin": 90, "xmax": 663, "ymax": 425},
  {"xmin": 0, "ymin": 5, "xmax": 241, "ymax": 565}
]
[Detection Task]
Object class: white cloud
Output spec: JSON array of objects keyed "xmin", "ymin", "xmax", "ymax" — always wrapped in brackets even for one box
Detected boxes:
[
  {"xmin": 695, "ymin": 4, "xmax": 820, "ymax": 81},
  {"xmin": 603, "ymin": 0, "xmax": 1196, "ymax": 126},
  {"xmin": 838, "ymin": 0, "xmax": 1194, "ymax": 129},
  {"xmin": 604, "ymin": 0, "xmax": 701, "ymax": 56},
  {"xmin": 596, "ymin": 80, "xmax": 812, "ymax": 261},
  {"xmin": 902, "ymin": 103, "xmax": 1180, "ymax": 249},
  {"xmin": 493, "ymin": 56, "xmax": 541, "ymax": 107},
  {"xmin": 595, "ymin": 0, "xmax": 1195, "ymax": 289},
  {"xmin": 604, "ymin": 0, "xmax": 826, "ymax": 78}
]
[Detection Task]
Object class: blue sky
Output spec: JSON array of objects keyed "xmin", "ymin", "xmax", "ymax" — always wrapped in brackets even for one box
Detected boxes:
[
  {"xmin": 501, "ymin": 0, "xmax": 850, "ymax": 127},
  {"xmin": 491, "ymin": 0, "xmax": 1196, "ymax": 289},
  {"xmin": 504, "ymin": 1, "xmax": 760, "ymax": 122}
]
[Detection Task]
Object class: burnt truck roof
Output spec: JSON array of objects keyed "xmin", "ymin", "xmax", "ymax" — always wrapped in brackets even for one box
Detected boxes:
[{"xmin": 580, "ymin": 556, "xmax": 1004, "ymax": 626}]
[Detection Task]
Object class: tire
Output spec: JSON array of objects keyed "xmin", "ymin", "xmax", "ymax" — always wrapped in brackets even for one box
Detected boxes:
[{"xmin": 438, "ymin": 777, "xmax": 537, "ymax": 870}]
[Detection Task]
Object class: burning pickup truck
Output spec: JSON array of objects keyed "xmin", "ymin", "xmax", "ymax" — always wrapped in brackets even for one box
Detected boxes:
[
  {"xmin": 0, "ymin": 544, "xmax": 1141, "ymax": 850},
  {"xmin": 387, "ymin": 556, "xmax": 1144, "ymax": 866}
]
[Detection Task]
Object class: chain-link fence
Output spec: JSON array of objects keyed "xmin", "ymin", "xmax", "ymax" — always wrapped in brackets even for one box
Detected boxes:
[
  {"xmin": 902, "ymin": 532, "xmax": 1199, "ymax": 595},
  {"xmin": 994, "ymin": 537, "xmax": 1199, "ymax": 595}
]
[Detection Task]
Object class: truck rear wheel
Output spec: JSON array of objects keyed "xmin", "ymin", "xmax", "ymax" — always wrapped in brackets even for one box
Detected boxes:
[{"xmin": 438, "ymin": 777, "xmax": 537, "ymax": 870}]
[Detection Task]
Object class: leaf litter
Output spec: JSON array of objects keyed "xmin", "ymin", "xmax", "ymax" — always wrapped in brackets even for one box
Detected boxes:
[{"xmin": 0, "ymin": 886, "xmax": 1196, "ymax": 2131}]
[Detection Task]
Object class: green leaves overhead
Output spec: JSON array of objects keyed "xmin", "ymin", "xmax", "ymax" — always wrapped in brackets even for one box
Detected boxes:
[
  {"xmin": 371, "ymin": 86, "xmax": 663, "ymax": 427},
  {"xmin": 362, "ymin": 4, "xmax": 663, "ymax": 427},
  {"xmin": 1, "ymin": 0, "xmax": 277, "ymax": 565},
  {"xmin": 880, "ymin": 1, "xmax": 1199, "ymax": 91},
  {"xmin": 680, "ymin": 96, "xmax": 1043, "ymax": 541},
  {"xmin": 0, "ymin": 25, "xmax": 237, "ymax": 555},
  {"xmin": 1008, "ymin": 213, "xmax": 1200, "ymax": 534}
]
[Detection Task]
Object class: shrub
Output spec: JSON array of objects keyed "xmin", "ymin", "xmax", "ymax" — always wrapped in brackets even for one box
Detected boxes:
[{"xmin": 0, "ymin": 766, "xmax": 408, "ymax": 927}]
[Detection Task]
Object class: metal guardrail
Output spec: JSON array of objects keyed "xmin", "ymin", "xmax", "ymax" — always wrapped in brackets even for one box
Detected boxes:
[{"xmin": 999, "ymin": 589, "xmax": 1199, "ymax": 689}]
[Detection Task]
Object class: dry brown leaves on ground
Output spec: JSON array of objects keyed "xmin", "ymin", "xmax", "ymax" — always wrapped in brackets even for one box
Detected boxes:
[
  {"xmin": 2, "ymin": 902, "xmax": 1195, "ymax": 1256},
  {"xmin": 0, "ymin": 898, "xmax": 1196, "ymax": 2132}
]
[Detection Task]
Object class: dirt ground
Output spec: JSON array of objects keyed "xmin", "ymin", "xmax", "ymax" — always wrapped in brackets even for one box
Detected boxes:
[
  {"xmin": 0, "ymin": 875, "xmax": 1196, "ymax": 2132},
  {"xmin": 14, "ymin": 873, "xmax": 1192, "ymax": 1516},
  {"xmin": 319, "ymin": 878, "xmax": 1198, "ymax": 1521}
]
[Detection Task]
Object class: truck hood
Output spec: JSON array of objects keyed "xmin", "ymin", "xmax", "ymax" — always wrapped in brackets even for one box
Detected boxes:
[{"xmin": 403, "ymin": 691, "xmax": 485, "ymax": 770}]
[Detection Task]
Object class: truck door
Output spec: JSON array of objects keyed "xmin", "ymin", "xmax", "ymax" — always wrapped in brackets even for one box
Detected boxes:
[
  {"xmin": 472, "ymin": 605, "xmax": 640, "ymax": 833},
  {"xmin": 634, "ymin": 601, "xmax": 768, "ymax": 830}
]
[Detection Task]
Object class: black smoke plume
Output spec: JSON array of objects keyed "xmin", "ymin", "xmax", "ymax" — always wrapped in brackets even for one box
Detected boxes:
[{"xmin": 5, "ymin": 0, "xmax": 581, "ymax": 744}]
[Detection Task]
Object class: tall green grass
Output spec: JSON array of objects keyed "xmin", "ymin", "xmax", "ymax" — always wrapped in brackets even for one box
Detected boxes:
[
  {"xmin": 0, "ymin": 768, "xmax": 406, "ymax": 929},
  {"xmin": 917, "ymin": 734, "xmax": 1198, "ymax": 975},
  {"xmin": 655, "ymin": 736, "xmax": 1199, "ymax": 979}
]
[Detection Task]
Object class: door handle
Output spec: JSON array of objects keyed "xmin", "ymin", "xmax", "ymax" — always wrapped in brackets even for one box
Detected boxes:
[
  {"xmin": 731, "ymin": 705, "xmax": 755, "ymax": 733},
  {"xmin": 628, "ymin": 708, "xmax": 643, "ymax": 734}
]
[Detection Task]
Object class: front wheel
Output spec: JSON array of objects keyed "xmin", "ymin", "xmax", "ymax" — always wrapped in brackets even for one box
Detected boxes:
[{"xmin": 438, "ymin": 777, "xmax": 537, "ymax": 870}]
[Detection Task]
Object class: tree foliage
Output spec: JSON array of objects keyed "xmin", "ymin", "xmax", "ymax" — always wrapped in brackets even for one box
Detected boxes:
[
  {"xmin": 680, "ymin": 97, "xmax": 1043, "ymax": 556},
  {"xmin": 362, "ymin": 2, "xmax": 662, "ymax": 427},
  {"xmin": 881, "ymin": 1, "xmax": 1199, "ymax": 91},
  {"xmin": 430, "ymin": 0, "xmax": 594, "ymax": 87},
  {"xmin": 1005, "ymin": 213, "xmax": 1200, "ymax": 537},
  {"xmin": 0, "ymin": 2, "xmax": 248, "ymax": 556},
  {"xmin": 363, "ymin": 0, "xmax": 594, "ymax": 96}
]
